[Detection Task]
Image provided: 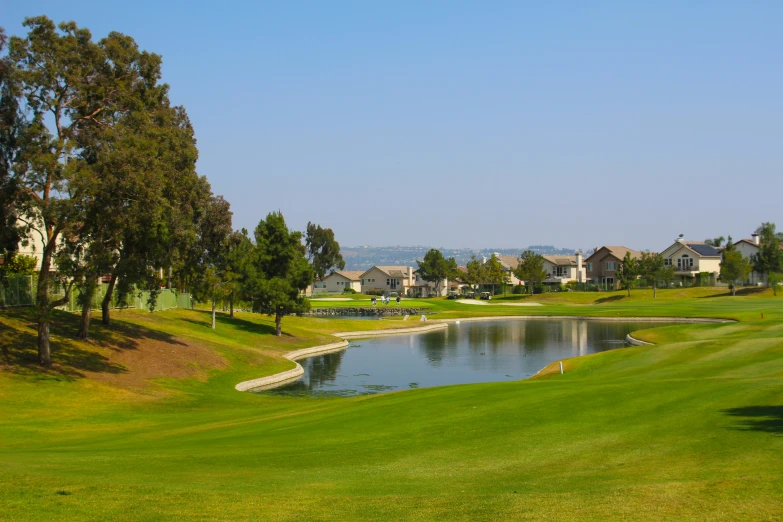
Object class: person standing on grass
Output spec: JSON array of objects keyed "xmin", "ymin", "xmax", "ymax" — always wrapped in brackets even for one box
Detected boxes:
[{"xmin": 396, "ymin": 296, "xmax": 401, "ymax": 305}]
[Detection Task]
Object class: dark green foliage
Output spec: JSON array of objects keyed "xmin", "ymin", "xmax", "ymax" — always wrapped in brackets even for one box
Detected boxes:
[
  {"xmin": 616, "ymin": 252, "xmax": 639, "ymax": 297},
  {"xmin": 305, "ymin": 222, "xmax": 345, "ymax": 281},
  {"xmin": 752, "ymin": 223, "xmax": 783, "ymax": 286},
  {"xmin": 251, "ymin": 212, "xmax": 313, "ymax": 335},
  {"xmin": 513, "ymin": 250, "xmax": 548, "ymax": 295},
  {"xmin": 720, "ymin": 237, "xmax": 751, "ymax": 296},
  {"xmin": 639, "ymin": 252, "xmax": 674, "ymax": 298},
  {"xmin": 416, "ymin": 248, "xmax": 459, "ymax": 296}
]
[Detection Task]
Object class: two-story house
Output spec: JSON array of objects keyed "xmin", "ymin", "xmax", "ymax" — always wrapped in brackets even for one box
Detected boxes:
[
  {"xmin": 542, "ymin": 254, "xmax": 585, "ymax": 285},
  {"xmin": 660, "ymin": 239, "xmax": 721, "ymax": 285},
  {"xmin": 359, "ymin": 266, "xmax": 415, "ymax": 295},
  {"xmin": 312, "ymin": 271, "xmax": 363, "ymax": 294},
  {"xmin": 584, "ymin": 246, "xmax": 642, "ymax": 288}
]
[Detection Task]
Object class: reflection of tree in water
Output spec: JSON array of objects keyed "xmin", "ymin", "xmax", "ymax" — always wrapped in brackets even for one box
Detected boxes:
[
  {"xmin": 276, "ymin": 351, "xmax": 346, "ymax": 392},
  {"xmin": 419, "ymin": 331, "xmax": 450, "ymax": 365}
]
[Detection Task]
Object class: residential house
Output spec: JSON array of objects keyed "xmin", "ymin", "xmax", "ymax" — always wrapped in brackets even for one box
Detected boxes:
[
  {"xmin": 730, "ymin": 233, "xmax": 783, "ymax": 286},
  {"xmin": 584, "ymin": 246, "xmax": 642, "ymax": 288},
  {"xmin": 411, "ymin": 270, "xmax": 450, "ymax": 297},
  {"xmin": 312, "ymin": 271, "xmax": 363, "ymax": 294},
  {"xmin": 542, "ymin": 253, "xmax": 585, "ymax": 286},
  {"xmin": 660, "ymin": 238, "xmax": 721, "ymax": 285},
  {"xmin": 360, "ymin": 266, "xmax": 414, "ymax": 295}
]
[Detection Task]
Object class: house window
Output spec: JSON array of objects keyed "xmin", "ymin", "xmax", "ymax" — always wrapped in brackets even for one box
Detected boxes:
[
  {"xmin": 387, "ymin": 279, "xmax": 390, "ymax": 286},
  {"xmin": 586, "ymin": 262, "xmax": 592, "ymax": 272},
  {"xmin": 361, "ymin": 279, "xmax": 365, "ymax": 285},
  {"xmin": 664, "ymin": 259, "xmax": 671, "ymax": 266},
  {"xmin": 606, "ymin": 262, "xmax": 616, "ymax": 271}
]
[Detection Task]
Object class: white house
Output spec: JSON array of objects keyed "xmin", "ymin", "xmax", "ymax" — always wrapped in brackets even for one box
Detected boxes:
[
  {"xmin": 360, "ymin": 266, "xmax": 415, "ymax": 295},
  {"xmin": 731, "ymin": 233, "xmax": 783, "ymax": 286},
  {"xmin": 542, "ymin": 253, "xmax": 585, "ymax": 285},
  {"xmin": 312, "ymin": 271, "xmax": 363, "ymax": 294},
  {"xmin": 660, "ymin": 238, "xmax": 721, "ymax": 285}
]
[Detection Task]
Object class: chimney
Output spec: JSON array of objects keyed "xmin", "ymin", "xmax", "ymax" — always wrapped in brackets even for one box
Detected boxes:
[
  {"xmin": 575, "ymin": 252, "xmax": 583, "ymax": 283},
  {"xmin": 482, "ymin": 256, "xmax": 487, "ymax": 264},
  {"xmin": 752, "ymin": 233, "xmax": 760, "ymax": 245}
]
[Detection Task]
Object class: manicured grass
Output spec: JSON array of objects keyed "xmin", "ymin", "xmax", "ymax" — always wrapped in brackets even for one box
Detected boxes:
[{"xmin": 1, "ymin": 291, "xmax": 782, "ymax": 520}]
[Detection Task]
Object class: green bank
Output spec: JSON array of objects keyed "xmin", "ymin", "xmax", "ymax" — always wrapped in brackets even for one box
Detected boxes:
[{"xmin": 1, "ymin": 290, "xmax": 782, "ymax": 520}]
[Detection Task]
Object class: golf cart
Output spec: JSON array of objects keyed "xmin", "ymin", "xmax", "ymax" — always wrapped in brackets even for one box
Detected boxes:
[{"xmin": 479, "ymin": 292, "xmax": 492, "ymax": 300}]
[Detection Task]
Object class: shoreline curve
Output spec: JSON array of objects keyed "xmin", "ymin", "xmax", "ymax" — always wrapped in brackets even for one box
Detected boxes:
[
  {"xmin": 235, "ymin": 315, "xmax": 732, "ymax": 392},
  {"xmin": 234, "ymin": 323, "xmax": 448, "ymax": 392}
]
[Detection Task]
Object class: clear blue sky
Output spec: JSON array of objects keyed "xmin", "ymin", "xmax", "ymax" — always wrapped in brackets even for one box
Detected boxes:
[{"xmin": 5, "ymin": 1, "xmax": 782, "ymax": 251}]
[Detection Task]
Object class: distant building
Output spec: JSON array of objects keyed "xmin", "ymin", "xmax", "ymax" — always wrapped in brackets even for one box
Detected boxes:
[
  {"xmin": 312, "ymin": 271, "xmax": 363, "ymax": 294},
  {"xmin": 584, "ymin": 246, "xmax": 642, "ymax": 288},
  {"xmin": 660, "ymin": 239, "xmax": 721, "ymax": 285},
  {"xmin": 360, "ymin": 266, "xmax": 415, "ymax": 295}
]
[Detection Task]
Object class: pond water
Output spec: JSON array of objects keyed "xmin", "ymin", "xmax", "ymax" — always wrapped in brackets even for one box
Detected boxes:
[{"xmin": 259, "ymin": 319, "xmax": 665, "ymax": 398}]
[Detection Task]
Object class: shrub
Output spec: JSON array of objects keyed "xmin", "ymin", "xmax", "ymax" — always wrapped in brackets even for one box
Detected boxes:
[
  {"xmin": 343, "ymin": 288, "xmax": 357, "ymax": 294},
  {"xmin": 511, "ymin": 285, "xmax": 525, "ymax": 295}
]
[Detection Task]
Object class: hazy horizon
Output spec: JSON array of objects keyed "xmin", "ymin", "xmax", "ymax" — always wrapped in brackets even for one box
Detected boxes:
[{"xmin": 5, "ymin": 2, "xmax": 782, "ymax": 249}]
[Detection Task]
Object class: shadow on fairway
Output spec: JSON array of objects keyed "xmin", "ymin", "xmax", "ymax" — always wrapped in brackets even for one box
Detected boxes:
[
  {"xmin": 595, "ymin": 295, "xmax": 626, "ymax": 304},
  {"xmin": 0, "ymin": 307, "xmax": 186, "ymax": 380},
  {"xmin": 181, "ymin": 309, "xmax": 291, "ymax": 337},
  {"xmin": 698, "ymin": 287, "xmax": 766, "ymax": 298},
  {"xmin": 722, "ymin": 405, "xmax": 783, "ymax": 435}
]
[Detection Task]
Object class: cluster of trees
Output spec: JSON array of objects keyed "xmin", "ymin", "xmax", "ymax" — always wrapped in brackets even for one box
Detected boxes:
[
  {"xmin": 614, "ymin": 252, "xmax": 675, "ymax": 298},
  {"xmin": 191, "ymin": 212, "xmax": 344, "ymax": 336},
  {"xmin": 0, "ymin": 18, "xmax": 345, "ymax": 364},
  {"xmin": 720, "ymin": 222, "xmax": 783, "ymax": 296},
  {"xmin": 0, "ymin": 17, "xmax": 218, "ymax": 364}
]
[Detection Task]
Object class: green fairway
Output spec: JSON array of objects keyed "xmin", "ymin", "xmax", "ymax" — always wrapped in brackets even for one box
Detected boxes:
[{"xmin": 1, "ymin": 291, "xmax": 783, "ymax": 520}]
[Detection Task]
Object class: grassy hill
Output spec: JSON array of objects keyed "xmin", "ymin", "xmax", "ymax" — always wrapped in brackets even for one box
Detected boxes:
[{"xmin": 1, "ymin": 291, "xmax": 782, "ymax": 520}]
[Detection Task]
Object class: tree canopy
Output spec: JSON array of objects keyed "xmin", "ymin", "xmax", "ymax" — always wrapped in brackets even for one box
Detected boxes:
[
  {"xmin": 305, "ymin": 222, "xmax": 345, "ymax": 281},
  {"xmin": 720, "ymin": 237, "xmax": 751, "ymax": 296},
  {"xmin": 416, "ymin": 248, "xmax": 459, "ymax": 296},
  {"xmin": 615, "ymin": 252, "xmax": 639, "ymax": 297},
  {"xmin": 251, "ymin": 212, "xmax": 313, "ymax": 336},
  {"xmin": 512, "ymin": 250, "xmax": 547, "ymax": 295}
]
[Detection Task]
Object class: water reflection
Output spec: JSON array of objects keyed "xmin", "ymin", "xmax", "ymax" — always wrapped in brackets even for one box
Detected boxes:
[{"xmin": 260, "ymin": 320, "xmax": 666, "ymax": 398}]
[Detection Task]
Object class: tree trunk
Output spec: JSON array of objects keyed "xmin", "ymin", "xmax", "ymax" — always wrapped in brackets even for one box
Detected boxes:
[
  {"xmin": 732, "ymin": 284, "xmax": 736, "ymax": 297},
  {"xmin": 167, "ymin": 266, "xmax": 172, "ymax": 289},
  {"xmin": 211, "ymin": 299, "xmax": 216, "ymax": 329},
  {"xmin": 36, "ymin": 253, "xmax": 55, "ymax": 366},
  {"xmin": 275, "ymin": 310, "xmax": 282, "ymax": 336},
  {"xmin": 102, "ymin": 273, "xmax": 117, "ymax": 325},
  {"xmin": 627, "ymin": 286, "xmax": 631, "ymax": 297},
  {"xmin": 653, "ymin": 284, "xmax": 657, "ymax": 299},
  {"xmin": 77, "ymin": 281, "xmax": 95, "ymax": 340},
  {"xmin": 229, "ymin": 293, "xmax": 234, "ymax": 319},
  {"xmin": 38, "ymin": 318, "xmax": 51, "ymax": 366}
]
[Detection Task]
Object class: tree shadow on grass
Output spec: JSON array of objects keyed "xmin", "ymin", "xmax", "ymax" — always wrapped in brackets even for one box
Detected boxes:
[
  {"xmin": 698, "ymin": 287, "xmax": 768, "ymax": 298},
  {"xmin": 722, "ymin": 406, "xmax": 783, "ymax": 435},
  {"xmin": 0, "ymin": 307, "xmax": 186, "ymax": 381},
  {"xmin": 178, "ymin": 310, "xmax": 295, "ymax": 337},
  {"xmin": 595, "ymin": 295, "xmax": 626, "ymax": 304}
]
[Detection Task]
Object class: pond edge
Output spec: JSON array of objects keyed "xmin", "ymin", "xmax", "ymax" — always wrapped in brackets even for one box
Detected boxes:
[{"xmin": 235, "ymin": 323, "xmax": 449, "ymax": 392}]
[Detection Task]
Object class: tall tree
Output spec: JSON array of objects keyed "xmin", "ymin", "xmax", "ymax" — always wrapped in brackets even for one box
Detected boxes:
[
  {"xmin": 752, "ymin": 222, "xmax": 783, "ymax": 290},
  {"xmin": 0, "ymin": 27, "xmax": 23, "ymax": 280},
  {"xmin": 513, "ymin": 250, "xmax": 548, "ymax": 295},
  {"xmin": 464, "ymin": 255, "xmax": 484, "ymax": 296},
  {"xmin": 416, "ymin": 248, "xmax": 459, "ymax": 296},
  {"xmin": 616, "ymin": 251, "xmax": 639, "ymax": 297},
  {"xmin": 9, "ymin": 17, "xmax": 167, "ymax": 364},
  {"xmin": 720, "ymin": 237, "xmax": 751, "ymax": 296},
  {"xmin": 483, "ymin": 254, "xmax": 506, "ymax": 296},
  {"xmin": 705, "ymin": 236, "xmax": 725, "ymax": 248},
  {"xmin": 223, "ymin": 228, "xmax": 256, "ymax": 318},
  {"xmin": 639, "ymin": 252, "xmax": 674, "ymax": 298},
  {"xmin": 305, "ymin": 222, "xmax": 345, "ymax": 282},
  {"xmin": 191, "ymin": 195, "xmax": 233, "ymax": 329},
  {"xmin": 252, "ymin": 212, "xmax": 313, "ymax": 336}
]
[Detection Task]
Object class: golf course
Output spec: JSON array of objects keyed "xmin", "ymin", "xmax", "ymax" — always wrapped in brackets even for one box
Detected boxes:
[{"xmin": 1, "ymin": 288, "xmax": 782, "ymax": 520}]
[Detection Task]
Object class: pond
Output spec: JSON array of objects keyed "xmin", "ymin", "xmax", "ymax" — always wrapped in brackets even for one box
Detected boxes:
[{"xmin": 258, "ymin": 319, "xmax": 665, "ymax": 398}]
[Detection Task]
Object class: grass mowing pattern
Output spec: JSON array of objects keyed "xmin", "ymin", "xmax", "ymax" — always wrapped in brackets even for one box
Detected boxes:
[{"xmin": 1, "ymin": 289, "xmax": 782, "ymax": 520}]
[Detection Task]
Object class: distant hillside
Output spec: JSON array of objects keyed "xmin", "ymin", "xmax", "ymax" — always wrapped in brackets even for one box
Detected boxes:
[{"xmin": 340, "ymin": 245, "xmax": 583, "ymax": 271}]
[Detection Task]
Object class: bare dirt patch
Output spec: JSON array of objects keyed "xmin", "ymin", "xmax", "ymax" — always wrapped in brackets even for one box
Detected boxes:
[{"xmin": 86, "ymin": 336, "xmax": 227, "ymax": 390}]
